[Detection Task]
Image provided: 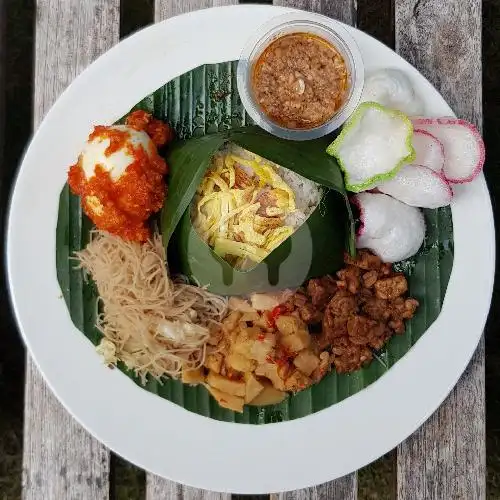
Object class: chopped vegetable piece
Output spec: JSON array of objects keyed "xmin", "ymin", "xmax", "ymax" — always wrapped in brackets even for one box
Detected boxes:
[
  {"xmin": 327, "ymin": 102, "xmax": 416, "ymax": 192},
  {"xmin": 293, "ymin": 350, "xmax": 320, "ymax": 376},
  {"xmin": 377, "ymin": 164, "xmax": 453, "ymax": 209}
]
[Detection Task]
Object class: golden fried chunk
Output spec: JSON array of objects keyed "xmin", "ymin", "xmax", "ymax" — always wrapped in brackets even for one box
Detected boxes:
[
  {"xmin": 226, "ymin": 352, "xmax": 257, "ymax": 373},
  {"xmin": 275, "ymin": 315, "xmax": 303, "ymax": 336},
  {"xmin": 374, "ymin": 274, "xmax": 408, "ymax": 300},
  {"xmin": 344, "ymin": 249, "xmax": 382, "ymax": 270}
]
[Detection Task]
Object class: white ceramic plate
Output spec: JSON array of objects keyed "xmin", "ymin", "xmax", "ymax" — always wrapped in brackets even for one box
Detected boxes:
[{"xmin": 7, "ymin": 5, "xmax": 495, "ymax": 494}]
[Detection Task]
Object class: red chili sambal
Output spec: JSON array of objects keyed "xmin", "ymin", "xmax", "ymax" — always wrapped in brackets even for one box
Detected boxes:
[{"xmin": 67, "ymin": 115, "xmax": 171, "ymax": 243}]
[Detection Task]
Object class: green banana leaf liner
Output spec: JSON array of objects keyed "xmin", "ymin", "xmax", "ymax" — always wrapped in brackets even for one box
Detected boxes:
[
  {"xmin": 163, "ymin": 126, "xmax": 351, "ymax": 295},
  {"xmin": 56, "ymin": 61, "xmax": 454, "ymax": 424}
]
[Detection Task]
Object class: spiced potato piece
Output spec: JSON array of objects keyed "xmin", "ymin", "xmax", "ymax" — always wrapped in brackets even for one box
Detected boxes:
[
  {"xmin": 207, "ymin": 385, "xmax": 244, "ymax": 413},
  {"xmin": 244, "ymin": 373, "xmax": 265, "ymax": 403},
  {"xmin": 206, "ymin": 371, "xmax": 246, "ymax": 397},
  {"xmin": 293, "ymin": 350, "xmax": 320, "ymax": 376},
  {"xmin": 247, "ymin": 382, "xmax": 287, "ymax": 406},
  {"xmin": 280, "ymin": 329, "xmax": 311, "ymax": 352},
  {"xmin": 226, "ymin": 352, "xmax": 256, "ymax": 373},
  {"xmin": 205, "ymin": 352, "xmax": 224, "ymax": 374},
  {"xmin": 181, "ymin": 367, "xmax": 205, "ymax": 385},
  {"xmin": 255, "ymin": 362, "xmax": 286, "ymax": 391},
  {"xmin": 275, "ymin": 315, "xmax": 303, "ymax": 336}
]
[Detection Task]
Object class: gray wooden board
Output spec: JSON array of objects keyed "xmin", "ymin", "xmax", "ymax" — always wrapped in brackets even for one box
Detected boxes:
[
  {"xmin": 144, "ymin": 0, "xmax": 229, "ymax": 490},
  {"xmin": 395, "ymin": 0, "xmax": 485, "ymax": 499},
  {"xmin": 23, "ymin": 1, "xmax": 120, "ymax": 499},
  {"xmin": 269, "ymin": 1, "xmax": 358, "ymax": 499}
]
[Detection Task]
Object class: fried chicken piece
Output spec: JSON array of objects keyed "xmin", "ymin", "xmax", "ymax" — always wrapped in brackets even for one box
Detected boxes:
[
  {"xmin": 374, "ymin": 274, "xmax": 408, "ymax": 300},
  {"xmin": 391, "ymin": 297, "xmax": 419, "ymax": 320},
  {"xmin": 326, "ymin": 290, "xmax": 358, "ymax": 318},
  {"xmin": 299, "ymin": 303, "xmax": 323, "ymax": 324},
  {"xmin": 317, "ymin": 290, "xmax": 358, "ymax": 349},
  {"xmin": 307, "ymin": 276, "xmax": 337, "ymax": 308},
  {"xmin": 362, "ymin": 270, "xmax": 378, "ymax": 288},
  {"xmin": 331, "ymin": 336, "xmax": 373, "ymax": 373},
  {"xmin": 361, "ymin": 297, "xmax": 392, "ymax": 322},
  {"xmin": 389, "ymin": 319, "xmax": 405, "ymax": 334},
  {"xmin": 344, "ymin": 249, "xmax": 382, "ymax": 270},
  {"xmin": 337, "ymin": 265, "xmax": 361, "ymax": 294}
]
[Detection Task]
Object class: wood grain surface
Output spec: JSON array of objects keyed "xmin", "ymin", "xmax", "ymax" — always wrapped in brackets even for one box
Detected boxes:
[
  {"xmin": 273, "ymin": 0, "xmax": 356, "ymax": 26},
  {"xmin": 23, "ymin": 1, "xmax": 119, "ymax": 499},
  {"xmin": 144, "ymin": 0, "xmax": 227, "ymax": 492},
  {"xmin": 269, "ymin": 3, "xmax": 357, "ymax": 499},
  {"xmin": 20, "ymin": 1, "xmax": 486, "ymax": 499},
  {"xmin": 155, "ymin": 0, "xmax": 237, "ymax": 21},
  {"xmin": 395, "ymin": 1, "xmax": 485, "ymax": 498}
]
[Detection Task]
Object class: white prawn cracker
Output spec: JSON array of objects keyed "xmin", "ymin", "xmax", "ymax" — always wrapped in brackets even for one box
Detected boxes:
[
  {"xmin": 327, "ymin": 102, "xmax": 416, "ymax": 192},
  {"xmin": 412, "ymin": 117, "xmax": 485, "ymax": 183},
  {"xmin": 377, "ymin": 164, "xmax": 453, "ymax": 209},
  {"xmin": 354, "ymin": 192, "xmax": 425, "ymax": 262},
  {"xmin": 360, "ymin": 68, "xmax": 424, "ymax": 116}
]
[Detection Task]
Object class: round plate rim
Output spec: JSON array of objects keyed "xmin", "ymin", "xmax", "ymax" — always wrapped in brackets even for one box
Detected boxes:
[{"xmin": 6, "ymin": 4, "xmax": 495, "ymax": 494}]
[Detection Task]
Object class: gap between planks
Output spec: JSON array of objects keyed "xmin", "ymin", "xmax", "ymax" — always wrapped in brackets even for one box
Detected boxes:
[
  {"xmin": 394, "ymin": 1, "xmax": 485, "ymax": 499},
  {"xmin": 145, "ymin": 1, "xmax": 358, "ymax": 499}
]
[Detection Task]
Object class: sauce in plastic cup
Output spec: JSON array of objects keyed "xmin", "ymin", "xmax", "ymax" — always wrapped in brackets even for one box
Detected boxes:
[{"xmin": 237, "ymin": 12, "xmax": 365, "ymax": 141}]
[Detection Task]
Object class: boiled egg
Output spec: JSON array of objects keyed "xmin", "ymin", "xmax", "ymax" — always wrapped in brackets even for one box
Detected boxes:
[{"xmin": 80, "ymin": 125, "xmax": 155, "ymax": 181}]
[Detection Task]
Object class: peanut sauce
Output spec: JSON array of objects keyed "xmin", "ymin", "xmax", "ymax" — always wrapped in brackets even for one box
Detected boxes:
[{"xmin": 252, "ymin": 33, "xmax": 348, "ymax": 129}]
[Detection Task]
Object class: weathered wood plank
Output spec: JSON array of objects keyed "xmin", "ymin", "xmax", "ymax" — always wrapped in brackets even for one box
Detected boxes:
[
  {"xmin": 273, "ymin": 0, "xmax": 356, "ymax": 26},
  {"xmin": 395, "ymin": 1, "xmax": 485, "ymax": 499},
  {"xmin": 23, "ymin": 1, "xmax": 120, "ymax": 499},
  {"xmin": 273, "ymin": 2, "xmax": 358, "ymax": 498},
  {"xmin": 271, "ymin": 474, "xmax": 357, "ymax": 500},
  {"xmin": 155, "ymin": 0, "xmax": 237, "ymax": 21},
  {"xmin": 146, "ymin": 475, "xmax": 231, "ymax": 500},
  {"xmin": 147, "ymin": 0, "xmax": 228, "ymax": 485}
]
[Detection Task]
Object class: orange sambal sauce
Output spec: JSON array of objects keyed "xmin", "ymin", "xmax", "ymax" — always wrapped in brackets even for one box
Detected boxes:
[
  {"xmin": 251, "ymin": 33, "xmax": 349, "ymax": 130},
  {"xmin": 67, "ymin": 112, "xmax": 173, "ymax": 243}
]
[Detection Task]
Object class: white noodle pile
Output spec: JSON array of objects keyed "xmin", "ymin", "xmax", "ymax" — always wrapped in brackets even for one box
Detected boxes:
[{"xmin": 73, "ymin": 230, "xmax": 227, "ymax": 383}]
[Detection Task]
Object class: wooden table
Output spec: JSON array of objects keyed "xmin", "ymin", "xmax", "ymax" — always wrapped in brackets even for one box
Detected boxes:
[{"xmin": 23, "ymin": 1, "xmax": 485, "ymax": 498}]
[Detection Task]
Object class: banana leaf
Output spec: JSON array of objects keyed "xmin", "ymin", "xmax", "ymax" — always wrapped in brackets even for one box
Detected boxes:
[
  {"xmin": 172, "ymin": 189, "xmax": 346, "ymax": 295},
  {"xmin": 56, "ymin": 61, "xmax": 454, "ymax": 424},
  {"xmin": 162, "ymin": 125, "xmax": 351, "ymax": 294}
]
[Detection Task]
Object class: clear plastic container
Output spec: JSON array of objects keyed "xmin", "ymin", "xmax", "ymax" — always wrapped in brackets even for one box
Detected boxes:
[{"xmin": 237, "ymin": 12, "xmax": 365, "ymax": 141}]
